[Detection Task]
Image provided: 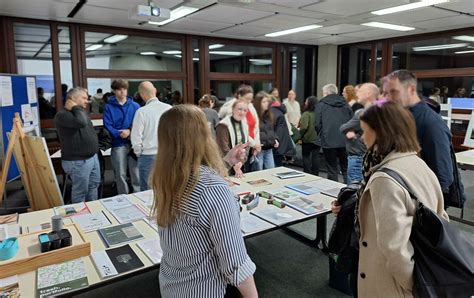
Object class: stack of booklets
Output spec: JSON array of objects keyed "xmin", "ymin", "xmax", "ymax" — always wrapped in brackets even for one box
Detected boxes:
[
  {"xmin": 101, "ymin": 195, "xmax": 147, "ymax": 224},
  {"xmin": 91, "ymin": 244, "xmax": 144, "ymax": 279},
  {"xmin": 36, "ymin": 258, "xmax": 88, "ymax": 297},
  {"xmin": 137, "ymin": 238, "xmax": 162, "ymax": 264},
  {"xmin": 71, "ymin": 211, "xmax": 112, "ymax": 232},
  {"xmin": 98, "ymin": 222, "xmax": 144, "ymax": 247},
  {"xmin": 240, "ymin": 213, "xmax": 275, "ymax": 234},
  {"xmin": 273, "ymin": 170, "xmax": 305, "ymax": 179},
  {"xmin": 250, "ymin": 207, "xmax": 295, "ymax": 226}
]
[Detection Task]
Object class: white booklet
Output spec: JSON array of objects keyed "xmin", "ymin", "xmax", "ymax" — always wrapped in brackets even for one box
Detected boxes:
[
  {"xmin": 250, "ymin": 207, "xmax": 295, "ymax": 226},
  {"xmin": 109, "ymin": 205, "xmax": 147, "ymax": 224},
  {"xmin": 143, "ymin": 216, "xmax": 158, "ymax": 231},
  {"xmin": 91, "ymin": 250, "xmax": 118, "ymax": 279},
  {"xmin": 71, "ymin": 211, "xmax": 112, "ymax": 232},
  {"xmin": 134, "ymin": 190, "xmax": 154, "ymax": 209},
  {"xmin": 240, "ymin": 214, "xmax": 275, "ymax": 234},
  {"xmin": 100, "ymin": 195, "xmax": 132, "ymax": 211},
  {"xmin": 272, "ymin": 170, "xmax": 305, "ymax": 179},
  {"xmin": 136, "ymin": 238, "xmax": 162, "ymax": 264}
]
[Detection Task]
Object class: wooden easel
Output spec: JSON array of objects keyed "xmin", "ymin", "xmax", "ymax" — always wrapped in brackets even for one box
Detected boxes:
[{"xmin": 0, "ymin": 113, "xmax": 62, "ymax": 210}]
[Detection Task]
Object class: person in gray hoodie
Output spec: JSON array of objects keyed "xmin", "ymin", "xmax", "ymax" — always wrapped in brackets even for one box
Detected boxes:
[{"xmin": 315, "ymin": 84, "xmax": 353, "ymax": 183}]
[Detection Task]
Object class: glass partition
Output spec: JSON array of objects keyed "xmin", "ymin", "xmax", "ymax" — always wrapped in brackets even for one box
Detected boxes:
[{"xmin": 209, "ymin": 43, "xmax": 273, "ymax": 74}]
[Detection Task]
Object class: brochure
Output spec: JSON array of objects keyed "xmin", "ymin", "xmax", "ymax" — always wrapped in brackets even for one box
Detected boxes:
[
  {"xmin": 137, "ymin": 238, "xmax": 162, "ymax": 264},
  {"xmin": 250, "ymin": 207, "xmax": 295, "ymax": 226},
  {"xmin": 284, "ymin": 196, "xmax": 329, "ymax": 215},
  {"xmin": 98, "ymin": 223, "xmax": 144, "ymax": 247},
  {"xmin": 109, "ymin": 204, "xmax": 147, "ymax": 224},
  {"xmin": 240, "ymin": 213, "xmax": 275, "ymax": 234},
  {"xmin": 100, "ymin": 195, "xmax": 132, "ymax": 211},
  {"xmin": 92, "ymin": 245, "xmax": 144, "ymax": 278},
  {"xmin": 272, "ymin": 170, "xmax": 305, "ymax": 179},
  {"xmin": 53, "ymin": 202, "xmax": 90, "ymax": 218},
  {"xmin": 285, "ymin": 180, "xmax": 322, "ymax": 195},
  {"xmin": 71, "ymin": 211, "xmax": 112, "ymax": 232}
]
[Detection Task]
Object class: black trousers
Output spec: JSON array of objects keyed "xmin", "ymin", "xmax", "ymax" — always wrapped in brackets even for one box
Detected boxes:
[
  {"xmin": 273, "ymin": 153, "xmax": 284, "ymax": 167},
  {"xmin": 302, "ymin": 143, "xmax": 320, "ymax": 176},
  {"xmin": 323, "ymin": 147, "xmax": 348, "ymax": 184}
]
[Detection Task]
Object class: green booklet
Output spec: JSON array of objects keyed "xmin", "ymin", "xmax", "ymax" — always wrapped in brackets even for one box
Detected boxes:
[
  {"xmin": 36, "ymin": 258, "xmax": 88, "ymax": 297},
  {"xmin": 98, "ymin": 223, "xmax": 144, "ymax": 247}
]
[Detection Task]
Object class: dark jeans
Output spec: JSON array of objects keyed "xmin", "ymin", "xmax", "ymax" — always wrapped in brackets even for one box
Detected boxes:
[
  {"xmin": 273, "ymin": 153, "xmax": 284, "ymax": 167},
  {"xmin": 302, "ymin": 143, "xmax": 320, "ymax": 176},
  {"xmin": 323, "ymin": 147, "xmax": 348, "ymax": 184}
]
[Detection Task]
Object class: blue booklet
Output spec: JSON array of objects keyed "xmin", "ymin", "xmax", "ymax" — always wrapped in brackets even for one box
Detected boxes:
[{"xmin": 285, "ymin": 181, "xmax": 322, "ymax": 195}]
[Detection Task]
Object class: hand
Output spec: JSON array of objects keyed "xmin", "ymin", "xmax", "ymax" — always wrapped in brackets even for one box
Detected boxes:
[
  {"xmin": 331, "ymin": 200, "xmax": 341, "ymax": 216},
  {"xmin": 233, "ymin": 162, "xmax": 244, "ymax": 178},
  {"xmin": 254, "ymin": 144, "xmax": 262, "ymax": 153},
  {"xmin": 119, "ymin": 129, "xmax": 131, "ymax": 139},
  {"xmin": 346, "ymin": 131, "xmax": 356, "ymax": 139},
  {"xmin": 224, "ymin": 142, "xmax": 249, "ymax": 166},
  {"xmin": 274, "ymin": 139, "xmax": 279, "ymax": 148},
  {"xmin": 64, "ymin": 99, "xmax": 77, "ymax": 111}
]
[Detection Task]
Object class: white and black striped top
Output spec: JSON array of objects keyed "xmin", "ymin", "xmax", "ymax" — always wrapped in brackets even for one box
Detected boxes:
[{"xmin": 158, "ymin": 166, "xmax": 256, "ymax": 298}]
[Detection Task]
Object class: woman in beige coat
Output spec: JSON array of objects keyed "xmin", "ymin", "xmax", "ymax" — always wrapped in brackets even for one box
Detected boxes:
[{"xmin": 356, "ymin": 101, "xmax": 448, "ymax": 297}]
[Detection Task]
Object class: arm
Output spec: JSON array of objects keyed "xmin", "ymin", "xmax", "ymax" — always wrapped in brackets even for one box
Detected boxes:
[
  {"xmin": 421, "ymin": 124, "xmax": 453, "ymax": 193},
  {"xmin": 216, "ymin": 124, "xmax": 231, "ymax": 156},
  {"xmin": 130, "ymin": 110, "xmax": 144, "ymax": 156},
  {"xmin": 204, "ymin": 186, "xmax": 257, "ymax": 296},
  {"xmin": 340, "ymin": 111, "xmax": 362, "ymax": 133},
  {"xmin": 299, "ymin": 113, "xmax": 309, "ymax": 139},
  {"xmin": 314, "ymin": 104, "xmax": 322, "ymax": 134},
  {"xmin": 55, "ymin": 106, "xmax": 89, "ymax": 129},
  {"xmin": 369, "ymin": 176, "xmax": 415, "ymax": 290},
  {"xmin": 103, "ymin": 105, "xmax": 121, "ymax": 139}
]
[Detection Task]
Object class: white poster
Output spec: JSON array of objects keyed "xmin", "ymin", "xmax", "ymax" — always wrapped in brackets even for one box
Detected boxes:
[
  {"xmin": 32, "ymin": 107, "xmax": 39, "ymax": 125},
  {"xmin": 0, "ymin": 76, "xmax": 13, "ymax": 107},
  {"xmin": 26, "ymin": 77, "xmax": 37, "ymax": 104},
  {"xmin": 21, "ymin": 104, "xmax": 33, "ymax": 122}
]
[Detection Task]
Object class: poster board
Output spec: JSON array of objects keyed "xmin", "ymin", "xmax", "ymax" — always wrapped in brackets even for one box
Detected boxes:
[{"xmin": 0, "ymin": 74, "xmax": 40, "ymax": 182}]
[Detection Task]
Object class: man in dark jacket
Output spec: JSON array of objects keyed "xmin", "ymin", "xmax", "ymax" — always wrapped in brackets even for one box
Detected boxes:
[
  {"xmin": 103, "ymin": 79, "xmax": 140, "ymax": 194},
  {"xmin": 315, "ymin": 84, "xmax": 353, "ymax": 183},
  {"xmin": 384, "ymin": 70, "xmax": 465, "ymax": 207},
  {"xmin": 54, "ymin": 87, "xmax": 100, "ymax": 203}
]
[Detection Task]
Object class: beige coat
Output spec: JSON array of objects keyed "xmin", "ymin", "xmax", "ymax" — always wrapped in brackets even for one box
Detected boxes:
[{"xmin": 358, "ymin": 152, "xmax": 449, "ymax": 298}]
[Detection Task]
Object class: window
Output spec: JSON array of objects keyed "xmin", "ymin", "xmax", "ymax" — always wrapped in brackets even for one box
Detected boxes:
[
  {"xmin": 288, "ymin": 46, "xmax": 316, "ymax": 103},
  {"xmin": 84, "ymin": 32, "xmax": 182, "ymax": 71},
  {"xmin": 210, "ymin": 80, "xmax": 273, "ymax": 104},
  {"xmin": 392, "ymin": 34, "xmax": 474, "ymax": 70},
  {"xmin": 339, "ymin": 44, "xmax": 371, "ymax": 87},
  {"xmin": 209, "ymin": 43, "xmax": 273, "ymax": 74}
]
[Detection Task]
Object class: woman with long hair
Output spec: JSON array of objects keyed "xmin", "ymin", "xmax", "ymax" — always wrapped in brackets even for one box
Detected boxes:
[
  {"xmin": 342, "ymin": 85, "xmax": 357, "ymax": 106},
  {"xmin": 198, "ymin": 94, "xmax": 219, "ymax": 135},
  {"xmin": 253, "ymin": 91, "xmax": 278, "ymax": 170},
  {"xmin": 299, "ymin": 96, "xmax": 320, "ymax": 175},
  {"xmin": 356, "ymin": 101, "xmax": 448, "ymax": 297},
  {"xmin": 216, "ymin": 100, "xmax": 250, "ymax": 177},
  {"xmin": 152, "ymin": 105, "xmax": 257, "ymax": 298}
]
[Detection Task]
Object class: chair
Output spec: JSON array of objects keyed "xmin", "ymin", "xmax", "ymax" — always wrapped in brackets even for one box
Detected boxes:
[{"xmin": 440, "ymin": 103, "xmax": 452, "ymax": 129}]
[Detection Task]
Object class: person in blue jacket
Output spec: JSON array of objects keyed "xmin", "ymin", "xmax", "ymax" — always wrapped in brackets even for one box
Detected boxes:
[{"xmin": 104, "ymin": 79, "xmax": 140, "ymax": 194}]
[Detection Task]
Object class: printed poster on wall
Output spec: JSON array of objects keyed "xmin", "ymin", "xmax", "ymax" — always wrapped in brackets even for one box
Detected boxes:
[
  {"xmin": 21, "ymin": 104, "xmax": 33, "ymax": 123},
  {"xmin": 26, "ymin": 77, "xmax": 37, "ymax": 104},
  {"xmin": 0, "ymin": 76, "xmax": 13, "ymax": 107}
]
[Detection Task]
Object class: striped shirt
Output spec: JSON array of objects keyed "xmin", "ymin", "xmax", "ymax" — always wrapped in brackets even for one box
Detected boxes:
[{"xmin": 158, "ymin": 166, "xmax": 256, "ymax": 297}]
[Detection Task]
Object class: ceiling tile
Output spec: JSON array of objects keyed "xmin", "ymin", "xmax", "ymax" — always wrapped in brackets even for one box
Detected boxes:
[
  {"xmin": 246, "ymin": 14, "xmax": 324, "ymax": 30},
  {"xmin": 317, "ymin": 24, "xmax": 372, "ymax": 35},
  {"xmin": 86, "ymin": 0, "xmax": 182, "ymax": 10},
  {"xmin": 188, "ymin": 4, "xmax": 274, "ymax": 24},
  {"xmin": 0, "ymin": 0, "xmax": 76, "ymax": 18},
  {"xmin": 165, "ymin": 19, "xmax": 231, "ymax": 33},
  {"xmin": 304, "ymin": 0, "xmax": 410, "ymax": 16},
  {"xmin": 436, "ymin": 0, "xmax": 474, "ymax": 13},
  {"xmin": 367, "ymin": 7, "xmax": 458, "ymax": 24},
  {"xmin": 265, "ymin": 32, "xmax": 329, "ymax": 41},
  {"xmin": 308, "ymin": 35, "xmax": 358, "ymax": 45},
  {"xmin": 214, "ymin": 25, "xmax": 274, "ymax": 37},
  {"xmin": 74, "ymin": 5, "xmax": 137, "ymax": 26},
  {"xmin": 342, "ymin": 28, "xmax": 396, "ymax": 39},
  {"xmin": 258, "ymin": 0, "xmax": 322, "ymax": 9},
  {"xmin": 412, "ymin": 15, "xmax": 474, "ymax": 30}
]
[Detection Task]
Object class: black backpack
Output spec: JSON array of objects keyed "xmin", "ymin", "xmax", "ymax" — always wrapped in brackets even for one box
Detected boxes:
[
  {"xmin": 446, "ymin": 144, "xmax": 466, "ymax": 208},
  {"xmin": 379, "ymin": 168, "xmax": 474, "ymax": 297}
]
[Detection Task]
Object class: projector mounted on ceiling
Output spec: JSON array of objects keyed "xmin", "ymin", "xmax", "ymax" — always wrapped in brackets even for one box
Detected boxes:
[{"xmin": 128, "ymin": 4, "xmax": 171, "ymax": 22}]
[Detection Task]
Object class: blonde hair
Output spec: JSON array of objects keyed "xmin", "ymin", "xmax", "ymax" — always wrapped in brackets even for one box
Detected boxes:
[{"xmin": 152, "ymin": 105, "xmax": 226, "ymax": 227}]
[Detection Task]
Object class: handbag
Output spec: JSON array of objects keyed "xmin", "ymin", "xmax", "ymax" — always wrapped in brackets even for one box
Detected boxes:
[{"xmin": 379, "ymin": 168, "xmax": 474, "ymax": 298}]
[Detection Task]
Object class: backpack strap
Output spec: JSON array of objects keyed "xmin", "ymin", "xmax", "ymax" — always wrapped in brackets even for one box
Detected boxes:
[{"xmin": 378, "ymin": 168, "xmax": 419, "ymax": 202}]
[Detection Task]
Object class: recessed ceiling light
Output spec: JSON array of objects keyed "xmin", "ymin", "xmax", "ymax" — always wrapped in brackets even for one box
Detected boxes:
[
  {"xmin": 371, "ymin": 0, "xmax": 450, "ymax": 15},
  {"xmin": 174, "ymin": 55, "xmax": 182, "ymax": 58},
  {"xmin": 209, "ymin": 51, "xmax": 243, "ymax": 56},
  {"xmin": 104, "ymin": 34, "xmax": 128, "ymax": 43},
  {"xmin": 85, "ymin": 44, "xmax": 103, "ymax": 51},
  {"xmin": 412, "ymin": 43, "xmax": 468, "ymax": 51},
  {"xmin": 361, "ymin": 22, "xmax": 415, "ymax": 31},
  {"xmin": 249, "ymin": 59, "xmax": 272, "ymax": 65},
  {"xmin": 265, "ymin": 25, "xmax": 322, "ymax": 37},
  {"xmin": 193, "ymin": 57, "xmax": 199, "ymax": 61},
  {"xmin": 140, "ymin": 52, "xmax": 157, "ymax": 55},
  {"xmin": 453, "ymin": 35, "xmax": 474, "ymax": 42},
  {"xmin": 209, "ymin": 44, "xmax": 224, "ymax": 50},
  {"xmin": 148, "ymin": 6, "xmax": 199, "ymax": 26},
  {"xmin": 454, "ymin": 50, "xmax": 474, "ymax": 54},
  {"xmin": 162, "ymin": 50, "xmax": 182, "ymax": 55}
]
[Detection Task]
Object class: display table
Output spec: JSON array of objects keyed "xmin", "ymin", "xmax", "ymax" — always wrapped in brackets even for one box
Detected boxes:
[
  {"xmin": 12, "ymin": 167, "xmax": 342, "ymax": 296},
  {"xmin": 456, "ymin": 149, "xmax": 474, "ymax": 171}
]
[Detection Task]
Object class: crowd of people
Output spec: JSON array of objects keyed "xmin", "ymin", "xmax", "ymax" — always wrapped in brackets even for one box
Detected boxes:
[{"xmin": 53, "ymin": 69, "xmax": 466, "ymax": 297}]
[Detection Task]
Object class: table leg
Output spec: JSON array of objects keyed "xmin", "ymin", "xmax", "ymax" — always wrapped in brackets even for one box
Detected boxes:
[{"xmin": 315, "ymin": 215, "xmax": 329, "ymax": 252}]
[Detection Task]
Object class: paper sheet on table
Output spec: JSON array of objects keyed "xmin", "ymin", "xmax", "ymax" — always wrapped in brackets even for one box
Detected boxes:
[
  {"xmin": 21, "ymin": 104, "xmax": 33, "ymax": 122},
  {"xmin": 26, "ymin": 77, "xmax": 37, "ymax": 103},
  {"xmin": 0, "ymin": 76, "xmax": 13, "ymax": 106}
]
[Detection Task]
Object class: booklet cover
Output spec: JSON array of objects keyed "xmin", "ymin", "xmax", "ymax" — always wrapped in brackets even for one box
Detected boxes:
[
  {"xmin": 71, "ymin": 211, "xmax": 112, "ymax": 232},
  {"xmin": 106, "ymin": 244, "xmax": 144, "ymax": 274},
  {"xmin": 36, "ymin": 258, "xmax": 88, "ymax": 298},
  {"xmin": 269, "ymin": 188, "xmax": 302, "ymax": 200},
  {"xmin": 98, "ymin": 223, "xmax": 144, "ymax": 247},
  {"xmin": 54, "ymin": 202, "xmax": 90, "ymax": 218},
  {"xmin": 137, "ymin": 238, "xmax": 162, "ymax": 264},
  {"xmin": 272, "ymin": 170, "xmax": 305, "ymax": 179},
  {"xmin": 91, "ymin": 250, "xmax": 119, "ymax": 279},
  {"xmin": 321, "ymin": 188, "xmax": 342, "ymax": 198},
  {"xmin": 240, "ymin": 213, "xmax": 275, "ymax": 234},
  {"xmin": 109, "ymin": 205, "xmax": 147, "ymax": 224},
  {"xmin": 133, "ymin": 190, "xmax": 154, "ymax": 210},
  {"xmin": 250, "ymin": 207, "xmax": 295, "ymax": 226},
  {"xmin": 284, "ymin": 196, "xmax": 329, "ymax": 215},
  {"xmin": 285, "ymin": 180, "xmax": 322, "ymax": 195},
  {"xmin": 100, "ymin": 195, "xmax": 132, "ymax": 211},
  {"xmin": 246, "ymin": 179, "xmax": 272, "ymax": 187}
]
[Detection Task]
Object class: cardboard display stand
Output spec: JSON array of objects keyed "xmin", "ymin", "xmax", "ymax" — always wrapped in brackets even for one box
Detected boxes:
[{"xmin": 0, "ymin": 113, "xmax": 62, "ymax": 210}]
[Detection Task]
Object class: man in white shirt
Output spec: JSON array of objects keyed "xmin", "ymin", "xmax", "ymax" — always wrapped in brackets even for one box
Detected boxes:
[{"xmin": 131, "ymin": 81, "xmax": 172, "ymax": 191}]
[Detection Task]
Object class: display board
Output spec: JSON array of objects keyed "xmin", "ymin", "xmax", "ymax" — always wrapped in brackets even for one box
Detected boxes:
[
  {"xmin": 0, "ymin": 74, "xmax": 40, "ymax": 181},
  {"xmin": 448, "ymin": 97, "xmax": 474, "ymax": 110}
]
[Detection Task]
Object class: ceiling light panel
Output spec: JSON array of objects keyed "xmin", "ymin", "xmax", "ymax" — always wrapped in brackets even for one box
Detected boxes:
[
  {"xmin": 361, "ymin": 22, "xmax": 415, "ymax": 31},
  {"xmin": 412, "ymin": 43, "xmax": 468, "ymax": 51},
  {"xmin": 265, "ymin": 25, "xmax": 322, "ymax": 37},
  {"xmin": 149, "ymin": 6, "xmax": 199, "ymax": 26},
  {"xmin": 103, "ymin": 34, "xmax": 128, "ymax": 43},
  {"xmin": 453, "ymin": 35, "xmax": 474, "ymax": 42},
  {"xmin": 371, "ymin": 0, "xmax": 450, "ymax": 15}
]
